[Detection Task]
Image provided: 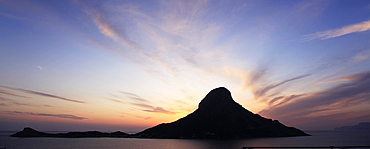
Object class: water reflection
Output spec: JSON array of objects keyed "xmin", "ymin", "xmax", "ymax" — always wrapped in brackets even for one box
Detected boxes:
[{"xmin": 1, "ymin": 131, "xmax": 370, "ymax": 149}]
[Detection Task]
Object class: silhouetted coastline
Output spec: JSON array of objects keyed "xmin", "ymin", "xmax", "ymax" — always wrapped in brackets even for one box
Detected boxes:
[
  {"xmin": 134, "ymin": 87, "xmax": 309, "ymax": 139},
  {"xmin": 11, "ymin": 87, "xmax": 309, "ymax": 139}
]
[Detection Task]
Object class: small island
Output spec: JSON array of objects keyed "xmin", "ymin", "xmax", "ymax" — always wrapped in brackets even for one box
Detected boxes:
[
  {"xmin": 11, "ymin": 127, "xmax": 129, "ymax": 138},
  {"xmin": 334, "ymin": 122, "xmax": 370, "ymax": 131},
  {"xmin": 11, "ymin": 87, "xmax": 309, "ymax": 139}
]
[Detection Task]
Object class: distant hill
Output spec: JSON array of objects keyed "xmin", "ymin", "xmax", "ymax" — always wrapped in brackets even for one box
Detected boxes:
[
  {"xmin": 11, "ymin": 127, "xmax": 129, "ymax": 138},
  {"xmin": 334, "ymin": 122, "xmax": 370, "ymax": 131},
  {"xmin": 134, "ymin": 87, "xmax": 309, "ymax": 139},
  {"xmin": 11, "ymin": 127, "xmax": 50, "ymax": 137}
]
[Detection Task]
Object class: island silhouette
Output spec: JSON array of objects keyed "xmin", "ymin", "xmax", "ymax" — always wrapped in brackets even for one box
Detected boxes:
[
  {"xmin": 11, "ymin": 127, "xmax": 129, "ymax": 138},
  {"xmin": 11, "ymin": 87, "xmax": 309, "ymax": 139},
  {"xmin": 334, "ymin": 122, "xmax": 370, "ymax": 131}
]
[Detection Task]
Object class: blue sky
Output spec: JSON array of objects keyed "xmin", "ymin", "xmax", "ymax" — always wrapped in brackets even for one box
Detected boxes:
[{"xmin": 1, "ymin": 0, "xmax": 370, "ymax": 132}]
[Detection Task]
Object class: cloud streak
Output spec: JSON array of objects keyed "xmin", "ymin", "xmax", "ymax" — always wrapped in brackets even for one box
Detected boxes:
[
  {"xmin": 351, "ymin": 50, "xmax": 370, "ymax": 63},
  {"xmin": 5, "ymin": 111, "xmax": 87, "ymax": 120},
  {"xmin": 12, "ymin": 102, "xmax": 54, "ymax": 108},
  {"xmin": 120, "ymin": 91, "xmax": 148, "ymax": 102},
  {"xmin": 131, "ymin": 103, "xmax": 177, "ymax": 115},
  {"xmin": 260, "ymin": 71, "xmax": 370, "ymax": 128},
  {"xmin": 1, "ymin": 86, "xmax": 85, "ymax": 104},
  {"xmin": 75, "ymin": 0, "xmax": 238, "ymax": 81},
  {"xmin": 0, "ymin": 96, "xmax": 12, "ymax": 101},
  {"xmin": 254, "ymin": 74, "xmax": 311, "ymax": 99},
  {"xmin": 0, "ymin": 88, "xmax": 29, "ymax": 98},
  {"xmin": 106, "ymin": 98, "xmax": 124, "ymax": 104},
  {"xmin": 302, "ymin": 20, "xmax": 370, "ymax": 41},
  {"xmin": 0, "ymin": 95, "xmax": 54, "ymax": 108},
  {"xmin": 121, "ymin": 112, "xmax": 151, "ymax": 120},
  {"xmin": 89, "ymin": 10, "xmax": 138, "ymax": 50},
  {"xmin": 268, "ymin": 94, "xmax": 305, "ymax": 106},
  {"xmin": 0, "ymin": 103, "xmax": 9, "ymax": 106}
]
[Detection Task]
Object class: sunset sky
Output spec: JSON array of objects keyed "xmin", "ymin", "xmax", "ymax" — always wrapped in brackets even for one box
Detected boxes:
[{"xmin": 1, "ymin": 0, "xmax": 370, "ymax": 132}]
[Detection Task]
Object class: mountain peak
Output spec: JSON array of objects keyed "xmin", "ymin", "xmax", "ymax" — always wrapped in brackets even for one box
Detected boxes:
[
  {"xmin": 23, "ymin": 127, "xmax": 38, "ymax": 132},
  {"xmin": 198, "ymin": 87, "xmax": 236, "ymax": 110},
  {"xmin": 11, "ymin": 127, "xmax": 49, "ymax": 137},
  {"xmin": 136, "ymin": 87, "xmax": 309, "ymax": 139}
]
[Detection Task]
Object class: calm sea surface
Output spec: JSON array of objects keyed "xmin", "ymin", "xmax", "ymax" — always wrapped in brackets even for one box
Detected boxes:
[{"xmin": 1, "ymin": 131, "xmax": 369, "ymax": 149}]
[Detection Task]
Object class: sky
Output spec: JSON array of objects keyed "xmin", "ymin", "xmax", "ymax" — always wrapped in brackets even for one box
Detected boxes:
[{"xmin": 1, "ymin": 0, "xmax": 370, "ymax": 132}]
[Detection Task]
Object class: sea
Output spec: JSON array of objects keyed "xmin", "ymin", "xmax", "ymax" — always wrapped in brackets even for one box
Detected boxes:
[{"xmin": 0, "ymin": 131, "xmax": 369, "ymax": 149}]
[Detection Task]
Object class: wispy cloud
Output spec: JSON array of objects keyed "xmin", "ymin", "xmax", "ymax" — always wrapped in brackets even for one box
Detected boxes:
[
  {"xmin": 268, "ymin": 94, "xmax": 305, "ymax": 106},
  {"xmin": 0, "ymin": 95, "xmax": 54, "ymax": 108},
  {"xmin": 131, "ymin": 103, "xmax": 177, "ymax": 115},
  {"xmin": 254, "ymin": 74, "xmax": 311, "ymax": 99},
  {"xmin": 302, "ymin": 20, "xmax": 370, "ymax": 41},
  {"xmin": 79, "ymin": 3, "xmax": 148, "ymax": 64},
  {"xmin": 0, "ymin": 96, "xmax": 12, "ymax": 101},
  {"xmin": 115, "ymin": 90, "xmax": 178, "ymax": 115},
  {"xmin": 106, "ymin": 98, "xmax": 124, "ymax": 104},
  {"xmin": 143, "ymin": 107, "xmax": 177, "ymax": 115},
  {"xmin": 260, "ymin": 71, "xmax": 370, "ymax": 127},
  {"xmin": 12, "ymin": 102, "xmax": 54, "ymax": 108},
  {"xmin": 239, "ymin": 62, "xmax": 311, "ymax": 100},
  {"xmin": 89, "ymin": 10, "xmax": 138, "ymax": 50},
  {"xmin": 119, "ymin": 91, "xmax": 139, "ymax": 97},
  {"xmin": 0, "ymin": 103, "xmax": 9, "ymax": 106},
  {"xmin": 5, "ymin": 111, "xmax": 87, "ymax": 120},
  {"xmin": 111, "ymin": 90, "xmax": 178, "ymax": 115},
  {"xmin": 37, "ymin": 66, "xmax": 44, "ymax": 70},
  {"xmin": 0, "ymin": 88, "xmax": 29, "ymax": 98},
  {"xmin": 119, "ymin": 91, "xmax": 148, "ymax": 102},
  {"xmin": 121, "ymin": 112, "xmax": 151, "ymax": 120},
  {"xmin": 75, "ymin": 0, "xmax": 235, "ymax": 80},
  {"xmin": 1, "ymin": 86, "xmax": 85, "ymax": 103},
  {"xmin": 351, "ymin": 50, "xmax": 370, "ymax": 63}
]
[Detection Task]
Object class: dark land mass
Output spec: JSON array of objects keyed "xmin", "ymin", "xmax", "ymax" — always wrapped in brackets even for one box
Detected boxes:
[
  {"xmin": 11, "ymin": 87, "xmax": 309, "ymax": 139},
  {"xmin": 11, "ymin": 127, "xmax": 129, "ymax": 138},
  {"xmin": 334, "ymin": 122, "xmax": 370, "ymax": 131},
  {"xmin": 134, "ymin": 87, "xmax": 309, "ymax": 139}
]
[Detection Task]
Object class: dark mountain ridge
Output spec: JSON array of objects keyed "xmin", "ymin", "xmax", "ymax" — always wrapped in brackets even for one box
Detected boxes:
[{"xmin": 134, "ymin": 87, "xmax": 309, "ymax": 139}]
